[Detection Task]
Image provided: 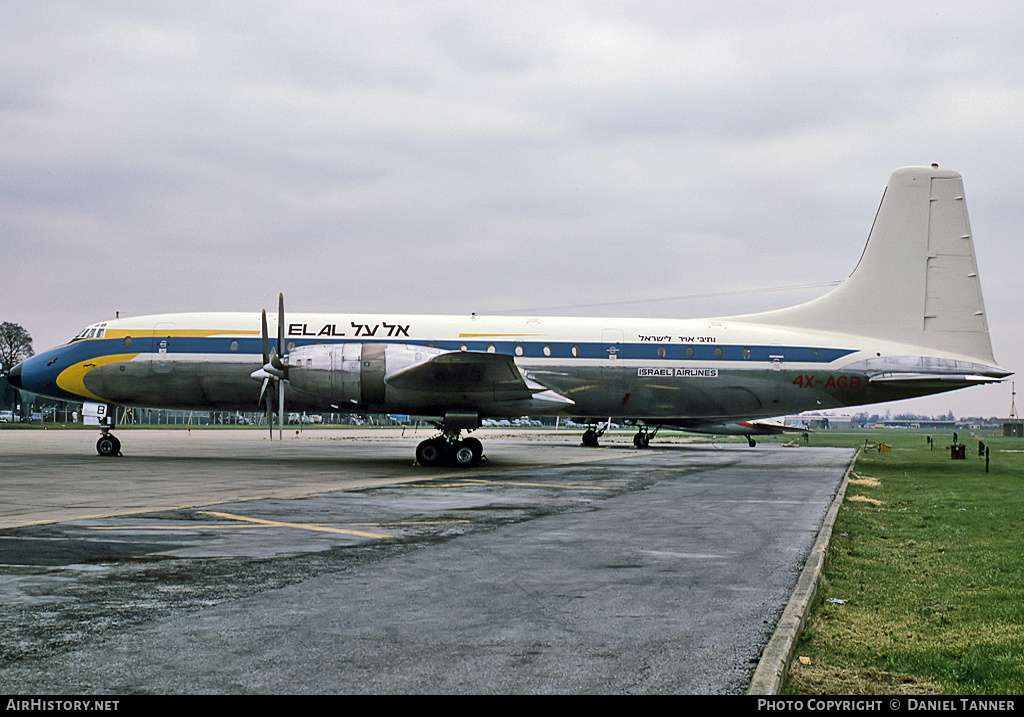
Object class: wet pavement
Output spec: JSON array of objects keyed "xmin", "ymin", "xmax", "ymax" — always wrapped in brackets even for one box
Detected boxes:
[{"xmin": 0, "ymin": 429, "xmax": 853, "ymax": 694}]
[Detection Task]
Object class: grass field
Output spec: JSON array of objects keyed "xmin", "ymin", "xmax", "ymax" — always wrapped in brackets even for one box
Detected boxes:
[{"xmin": 780, "ymin": 429, "xmax": 1024, "ymax": 695}]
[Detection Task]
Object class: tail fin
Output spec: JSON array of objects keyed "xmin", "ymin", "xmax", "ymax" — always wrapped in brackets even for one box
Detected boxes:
[{"xmin": 740, "ymin": 166, "xmax": 998, "ymax": 366}]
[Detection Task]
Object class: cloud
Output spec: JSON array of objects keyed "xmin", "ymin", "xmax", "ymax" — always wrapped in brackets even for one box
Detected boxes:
[{"xmin": 3, "ymin": 1, "xmax": 1021, "ymax": 418}]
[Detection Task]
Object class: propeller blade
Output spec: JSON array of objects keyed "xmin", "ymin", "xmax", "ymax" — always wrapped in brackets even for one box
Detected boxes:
[
  {"xmin": 278, "ymin": 371, "xmax": 285, "ymax": 441},
  {"xmin": 267, "ymin": 347, "xmax": 284, "ymax": 376},
  {"xmin": 277, "ymin": 293, "xmax": 285, "ymax": 361},
  {"xmin": 277, "ymin": 294, "xmax": 286, "ymax": 442},
  {"xmin": 261, "ymin": 309, "xmax": 269, "ymax": 366},
  {"xmin": 267, "ymin": 377, "xmax": 274, "ymax": 440}
]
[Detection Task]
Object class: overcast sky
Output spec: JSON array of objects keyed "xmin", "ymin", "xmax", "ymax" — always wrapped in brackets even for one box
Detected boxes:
[{"xmin": 3, "ymin": 2, "xmax": 1021, "ymax": 419}]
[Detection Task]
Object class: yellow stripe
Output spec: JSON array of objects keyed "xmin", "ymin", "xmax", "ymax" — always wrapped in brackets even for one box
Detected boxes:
[
  {"xmin": 56, "ymin": 353, "xmax": 139, "ymax": 401},
  {"xmin": 199, "ymin": 511, "xmax": 393, "ymax": 539},
  {"xmin": 102, "ymin": 329, "xmax": 260, "ymax": 339}
]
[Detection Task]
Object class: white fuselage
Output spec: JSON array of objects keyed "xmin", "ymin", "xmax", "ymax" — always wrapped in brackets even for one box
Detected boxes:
[{"xmin": 32, "ymin": 309, "xmax": 994, "ymax": 426}]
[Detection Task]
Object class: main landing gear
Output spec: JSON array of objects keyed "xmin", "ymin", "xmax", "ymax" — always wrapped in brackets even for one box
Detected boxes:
[{"xmin": 415, "ymin": 433, "xmax": 485, "ymax": 468}]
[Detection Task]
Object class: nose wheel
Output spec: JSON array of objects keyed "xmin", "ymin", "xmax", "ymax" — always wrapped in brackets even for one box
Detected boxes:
[{"xmin": 96, "ymin": 432, "xmax": 121, "ymax": 457}]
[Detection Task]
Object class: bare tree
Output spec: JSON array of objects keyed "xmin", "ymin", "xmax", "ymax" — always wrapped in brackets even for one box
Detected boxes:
[{"xmin": 0, "ymin": 322, "xmax": 34, "ymax": 374}]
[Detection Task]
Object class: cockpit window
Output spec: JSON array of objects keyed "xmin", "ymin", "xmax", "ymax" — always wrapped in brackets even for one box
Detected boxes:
[{"xmin": 71, "ymin": 323, "xmax": 107, "ymax": 342}]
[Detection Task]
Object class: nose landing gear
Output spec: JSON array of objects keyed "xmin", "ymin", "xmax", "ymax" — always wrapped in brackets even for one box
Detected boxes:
[{"xmin": 95, "ymin": 406, "xmax": 122, "ymax": 457}]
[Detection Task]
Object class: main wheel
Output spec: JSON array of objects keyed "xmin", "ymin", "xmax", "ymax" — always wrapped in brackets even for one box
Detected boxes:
[
  {"xmin": 633, "ymin": 431, "xmax": 650, "ymax": 448},
  {"xmin": 582, "ymin": 428, "xmax": 600, "ymax": 447},
  {"xmin": 449, "ymin": 438, "xmax": 482, "ymax": 467},
  {"xmin": 96, "ymin": 434, "xmax": 121, "ymax": 457},
  {"xmin": 463, "ymin": 436, "xmax": 483, "ymax": 462},
  {"xmin": 416, "ymin": 438, "xmax": 446, "ymax": 467}
]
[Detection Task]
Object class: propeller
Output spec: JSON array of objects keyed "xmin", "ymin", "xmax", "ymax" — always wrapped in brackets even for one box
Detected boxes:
[{"xmin": 252, "ymin": 294, "xmax": 288, "ymax": 441}]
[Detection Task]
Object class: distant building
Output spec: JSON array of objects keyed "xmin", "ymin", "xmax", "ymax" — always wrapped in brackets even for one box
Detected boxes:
[
  {"xmin": 1004, "ymin": 422, "xmax": 1023, "ymax": 437},
  {"xmin": 784, "ymin": 414, "xmax": 852, "ymax": 430},
  {"xmin": 881, "ymin": 419, "xmax": 956, "ymax": 430},
  {"xmin": 783, "ymin": 415, "xmax": 964, "ymax": 430}
]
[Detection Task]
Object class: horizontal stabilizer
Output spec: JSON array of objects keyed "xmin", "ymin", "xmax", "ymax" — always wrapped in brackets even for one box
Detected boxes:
[{"xmin": 867, "ymin": 373, "xmax": 1004, "ymax": 388}]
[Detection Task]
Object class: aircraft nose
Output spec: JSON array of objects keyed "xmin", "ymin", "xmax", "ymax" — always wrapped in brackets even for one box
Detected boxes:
[{"xmin": 6, "ymin": 361, "xmax": 23, "ymax": 390}]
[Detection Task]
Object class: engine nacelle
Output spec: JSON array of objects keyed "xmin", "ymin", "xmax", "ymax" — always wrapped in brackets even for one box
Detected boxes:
[{"xmin": 286, "ymin": 343, "xmax": 446, "ymax": 409}]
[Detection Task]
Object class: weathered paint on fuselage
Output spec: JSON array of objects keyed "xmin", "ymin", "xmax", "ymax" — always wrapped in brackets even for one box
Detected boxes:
[{"xmin": 17, "ymin": 310, "xmax": 980, "ymax": 423}]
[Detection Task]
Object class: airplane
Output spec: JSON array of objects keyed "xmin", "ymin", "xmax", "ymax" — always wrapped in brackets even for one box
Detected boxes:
[{"xmin": 7, "ymin": 166, "xmax": 1010, "ymax": 466}]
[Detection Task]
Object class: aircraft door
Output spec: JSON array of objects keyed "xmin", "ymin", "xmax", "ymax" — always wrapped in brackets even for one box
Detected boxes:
[
  {"xmin": 765, "ymin": 351, "xmax": 785, "ymax": 408},
  {"xmin": 151, "ymin": 322, "xmax": 176, "ymax": 374},
  {"xmin": 599, "ymin": 328, "xmax": 627, "ymax": 411},
  {"xmin": 601, "ymin": 329, "xmax": 623, "ymax": 361},
  {"xmin": 332, "ymin": 343, "xmax": 362, "ymax": 405}
]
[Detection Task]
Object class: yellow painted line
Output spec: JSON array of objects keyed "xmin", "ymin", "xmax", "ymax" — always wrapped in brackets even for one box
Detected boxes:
[
  {"xmin": 199, "ymin": 511, "xmax": 393, "ymax": 539},
  {"xmin": 88, "ymin": 524, "xmax": 252, "ymax": 531},
  {"xmin": 56, "ymin": 353, "xmax": 139, "ymax": 401}
]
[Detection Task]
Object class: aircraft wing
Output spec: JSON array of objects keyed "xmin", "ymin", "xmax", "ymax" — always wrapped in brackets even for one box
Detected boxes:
[{"xmin": 384, "ymin": 351, "xmax": 574, "ymax": 412}]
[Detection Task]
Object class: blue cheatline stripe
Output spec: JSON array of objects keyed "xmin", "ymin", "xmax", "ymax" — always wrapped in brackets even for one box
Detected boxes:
[{"xmin": 65, "ymin": 336, "xmax": 857, "ymax": 364}]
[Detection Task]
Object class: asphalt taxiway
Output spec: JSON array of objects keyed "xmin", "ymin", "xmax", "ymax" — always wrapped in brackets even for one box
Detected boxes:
[{"xmin": 0, "ymin": 428, "xmax": 854, "ymax": 694}]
